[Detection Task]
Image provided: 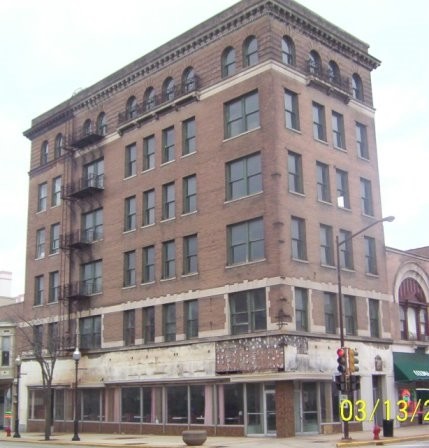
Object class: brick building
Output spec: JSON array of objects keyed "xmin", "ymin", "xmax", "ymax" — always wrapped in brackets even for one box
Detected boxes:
[{"xmin": 21, "ymin": 0, "xmax": 394, "ymax": 437}]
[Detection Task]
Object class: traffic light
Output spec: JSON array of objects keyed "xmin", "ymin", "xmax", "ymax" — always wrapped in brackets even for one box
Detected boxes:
[
  {"xmin": 335, "ymin": 374, "xmax": 346, "ymax": 392},
  {"xmin": 337, "ymin": 347, "xmax": 347, "ymax": 373},
  {"xmin": 350, "ymin": 375, "xmax": 360, "ymax": 391},
  {"xmin": 349, "ymin": 348, "xmax": 359, "ymax": 373}
]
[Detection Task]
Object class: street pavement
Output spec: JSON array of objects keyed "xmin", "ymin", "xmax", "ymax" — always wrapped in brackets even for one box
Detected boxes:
[{"xmin": 1, "ymin": 424, "xmax": 429, "ymax": 448}]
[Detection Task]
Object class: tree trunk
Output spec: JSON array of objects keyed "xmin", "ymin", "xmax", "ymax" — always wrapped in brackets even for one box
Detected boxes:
[{"xmin": 44, "ymin": 385, "xmax": 52, "ymax": 440}]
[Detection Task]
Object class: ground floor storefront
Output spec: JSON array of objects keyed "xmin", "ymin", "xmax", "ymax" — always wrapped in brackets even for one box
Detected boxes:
[{"xmin": 26, "ymin": 379, "xmax": 352, "ymax": 437}]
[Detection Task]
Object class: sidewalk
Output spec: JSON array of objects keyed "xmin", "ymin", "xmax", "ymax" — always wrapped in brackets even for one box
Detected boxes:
[{"xmin": 1, "ymin": 425, "xmax": 429, "ymax": 448}]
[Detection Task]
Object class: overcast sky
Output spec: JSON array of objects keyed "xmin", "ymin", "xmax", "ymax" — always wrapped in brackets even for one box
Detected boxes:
[{"xmin": 1, "ymin": 0, "xmax": 428, "ymax": 296}]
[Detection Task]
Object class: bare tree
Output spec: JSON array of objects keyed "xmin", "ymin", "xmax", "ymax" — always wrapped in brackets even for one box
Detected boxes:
[{"xmin": 15, "ymin": 317, "xmax": 62, "ymax": 441}]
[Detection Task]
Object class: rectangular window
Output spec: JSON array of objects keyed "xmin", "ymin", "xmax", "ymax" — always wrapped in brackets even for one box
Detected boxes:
[
  {"xmin": 312, "ymin": 102, "xmax": 326, "ymax": 141},
  {"xmin": 124, "ymin": 196, "xmax": 136, "ymax": 231},
  {"xmin": 80, "ymin": 315, "xmax": 101, "ymax": 349},
  {"xmin": 52, "ymin": 176, "xmax": 62, "ymax": 207},
  {"xmin": 230, "ymin": 288, "xmax": 266, "ymax": 335},
  {"xmin": 163, "ymin": 303, "xmax": 176, "ymax": 342},
  {"xmin": 48, "ymin": 271, "xmax": 60, "ymax": 303},
  {"xmin": 332, "ymin": 111, "xmax": 346, "ymax": 149},
  {"xmin": 143, "ymin": 306, "xmax": 155, "ymax": 344},
  {"xmin": 320, "ymin": 224, "xmax": 334, "ymax": 266},
  {"xmin": 324, "ymin": 292, "xmax": 337, "ymax": 334},
  {"xmin": 143, "ymin": 189, "xmax": 155, "ymax": 226},
  {"xmin": 83, "ymin": 158, "xmax": 104, "ymax": 189},
  {"xmin": 226, "ymin": 152, "xmax": 262, "ymax": 201},
  {"xmin": 82, "ymin": 208, "xmax": 103, "ymax": 242},
  {"xmin": 37, "ymin": 182, "xmax": 47, "ymax": 212},
  {"xmin": 124, "ymin": 310, "xmax": 135, "ymax": 346},
  {"xmin": 34, "ymin": 275, "xmax": 44, "ymax": 305},
  {"xmin": 295, "ymin": 288, "xmax": 308, "ymax": 331},
  {"xmin": 344, "ymin": 295, "xmax": 357, "ymax": 336},
  {"xmin": 162, "ymin": 240, "xmax": 176, "ymax": 279},
  {"xmin": 162, "ymin": 126, "xmax": 175, "ymax": 163},
  {"xmin": 360, "ymin": 178, "xmax": 374, "ymax": 216},
  {"xmin": 291, "ymin": 216, "xmax": 307, "ymax": 260},
  {"xmin": 316, "ymin": 162, "xmax": 331, "ymax": 202},
  {"xmin": 48, "ymin": 322, "xmax": 58, "ymax": 353},
  {"xmin": 1, "ymin": 336, "xmax": 10, "ymax": 366},
  {"xmin": 225, "ymin": 91, "xmax": 259, "ymax": 139},
  {"xmin": 183, "ymin": 175, "xmax": 197, "ymax": 214},
  {"xmin": 33, "ymin": 325, "xmax": 43, "ymax": 354},
  {"xmin": 81, "ymin": 259, "xmax": 102, "ymax": 295},
  {"xmin": 36, "ymin": 228, "xmax": 46, "ymax": 258},
  {"xmin": 50, "ymin": 223, "xmax": 60, "ymax": 254},
  {"xmin": 124, "ymin": 250, "xmax": 136, "ymax": 287},
  {"xmin": 227, "ymin": 217, "xmax": 264, "ymax": 265},
  {"xmin": 369, "ymin": 298, "xmax": 380, "ymax": 337},
  {"xmin": 185, "ymin": 300, "xmax": 199, "ymax": 339},
  {"xmin": 162, "ymin": 182, "xmax": 175, "ymax": 220},
  {"xmin": 143, "ymin": 135, "xmax": 155, "ymax": 171},
  {"xmin": 336, "ymin": 169, "xmax": 350, "ymax": 209},
  {"xmin": 339, "ymin": 229, "xmax": 354, "ymax": 270},
  {"xmin": 142, "ymin": 245, "xmax": 155, "ymax": 283},
  {"xmin": 183, "ymin": 234, "xmax": 198, "ymax": 275},
  {"xmin": 356, "ymin": 122, "xmax": 369, "ymax": 159},
  {"xmin": 125, "ymin": 143, "xmax": 137, "ymax": 178},
  {"xmin": 182, "ymin": 117, "xmax": 196, "ymax": 155},
  {"xmin": 364, "ymin": 236, "xmax": 378, "ymax": 275},
  {"xmin": 288, "ymin": 151, "xmax": 303, "ymax": 194},
  {"xmin": 284, "ymin": 89, "xmax": 300, "ymax": 131}
]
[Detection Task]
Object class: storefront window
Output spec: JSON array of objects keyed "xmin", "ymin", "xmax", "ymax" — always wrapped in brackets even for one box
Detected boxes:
[
  {"xmin": 190, "ymin": 385, "xmax": 205, "ymax": 424},
  {"xmin": 246, "ymin": 383, "xmax": 263, "ymax": 434},
  {"xmin": 82, "ymin": 389, "xmax": 103, "ymax": 421},
  {"xmin": 167, "ymin": 386, "xmax": 187, "ymax": 423},
  {"xmin": 54, "ymin": 389, "xmax": 64, "ymax": 420},
  {"xmin": 29, "ymin": 389, "xmax": 45, "ymax": 420},
  {"xmin": 219, "ymin": 384, "xmax": 243, "ymax": 425},
  {"xmin": 122, "ymin": 387, "xmax": 140, "ymax": 422}
]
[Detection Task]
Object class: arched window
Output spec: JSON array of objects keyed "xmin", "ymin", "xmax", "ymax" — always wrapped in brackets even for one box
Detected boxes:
[
  {"xmin": 97, "ymin": 112, "xmax": 107, "ymax": 136},
  {"xmin": 352, "ymin": 73, "xmax": 364, "ymax": 100},
  {"xmin": 243, "ymin": 36, "xmax": 258, "ymax": 67},
  {"xmin": 40, "ymin": 140, "xmax": 49, "ymax": 165},
  {"xmin": 281, "ymin": 36, "xmax": 295, "ymax": 65},
  {"xmin": 83, "ymin": 119, "xmax": 92, "ymax": 136},
  {"xmin": 308, "ymin": 50, "xmax": 321, "ymax": 75},
  {"xmin": 163, "ymin": 77, "xmax": 175, "ymax": 101},
  {"xmin": 399, "ymin": 278, "xmax": 428, "ymax": 341},
  {"xmin": 182, "ymin": 67, "xmax": 196, "ymax": 93},
  {"xmin": 328, "ymin": 60, "xmax": 340, "ymax": 84},
  {"xmin": 144, "ymin": 87, "xmax": 156, "ymax": 111},
  {"xmin": 222, "ymin": 47, "xmax": 236, "ymax": 78},
  {"xmin": 126, "ymin": 96, "xmax": 138, "ymax": 119},
  {"xmin": 54, "ymin": 134, "xmax": 64, "ymax": 158}
]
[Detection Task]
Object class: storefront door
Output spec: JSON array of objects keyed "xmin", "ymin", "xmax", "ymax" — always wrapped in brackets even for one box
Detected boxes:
[
  {"xmin": 294, "ymin": 382, "xmax": 319, "ymax": 433},
  {"xmin": 246, "ymin": 384, "xmax": 276, "ymax": 435}
]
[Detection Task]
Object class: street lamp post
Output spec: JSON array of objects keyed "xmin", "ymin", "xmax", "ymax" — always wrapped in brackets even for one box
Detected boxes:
[
  {"xmin": 336, "ymin": 215, "xmax": 394, "ymax": 440},
  {"xmin": 72, "ymin": 347, "xmax": 81, "ymax": 441},
  {"xmin": 13, "ymin": 355, "xmax": 22, "ymax": 438}
]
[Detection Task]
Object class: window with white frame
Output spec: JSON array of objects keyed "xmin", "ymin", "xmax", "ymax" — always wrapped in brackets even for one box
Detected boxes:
[
  {"xmin": 295, "ymin": 287, "xmax": 308, "ymax": 331},
  {"xmin": 143, "ymin": 189, "xmax": 155, "ymax": 226},
  {"xmin": 284, "ymin": 89, "xmax": 300, "ymax": 131},
  {"xmin": 36, "ymin": 228, "xmax": 45, "ymax": 258},
  {"xmin": 291, "ymin": 216, "xmax": 307, "ymax": 261},
  {"xmin": 226, "ymin": 152, "xmax": 262, "ymax": 201},
  {"xmin": 288, "ymin": 151, "xmax": 303, "ymax": 194},
  {"xmin": 320, "ymin": 224, "xmax": 334, "ymax": 266},
  {"xmin": 143, "ymin": 135, "xmax": 155, "ymax": 171},
  {"xmin": 316, "ymin": 161, "xmax": 331, "ymax": 203},
  {"xmin": 162, "ymin": 182, "xmax": 175, "ymax": 220},
  {"xmin": 225, "ymin": 91, "xmax": 259, "ymax": 139},
  {"xmin": 38, "ymin": 182, "xmax": 48, "ymax": 212},
  {"xmin": 229, "ymin": 288, "xmax": 266, "ymax": 335},
  {"xmin": 227, "ymin": 217, "xmax": 264, "ymax": 265}
]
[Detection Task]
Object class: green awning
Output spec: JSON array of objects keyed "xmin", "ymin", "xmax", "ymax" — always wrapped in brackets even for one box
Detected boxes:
[{"xmin": 393, "ymin": 352, "xmax": 429, "ymax": 382}]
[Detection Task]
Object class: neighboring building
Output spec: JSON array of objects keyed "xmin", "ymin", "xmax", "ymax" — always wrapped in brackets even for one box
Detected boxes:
[
  {"xmin": 22, "ymin": 0, "xmax": 394, "ymax": 437},
  {"xmin": 386, "ymin": 246, "xmax": 429, "ymax": 422}
]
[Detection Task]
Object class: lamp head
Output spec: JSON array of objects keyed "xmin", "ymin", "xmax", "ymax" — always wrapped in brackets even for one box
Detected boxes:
[
  {"xmin": 15, "ymin": 355, "xmax": 22, "ymax": 366},
  {"xmin": 72, "ymin": 347, "xmax": 81, "ymax": 361},
  {"xmin": 385, "ymin": 216, "xmax": 395, "ymax": 222}
]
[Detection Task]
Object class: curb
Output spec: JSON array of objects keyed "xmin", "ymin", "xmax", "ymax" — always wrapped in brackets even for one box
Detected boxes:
[{"xmin": 336, "ymin": 434, "xmax": 429, "ymax": 447}]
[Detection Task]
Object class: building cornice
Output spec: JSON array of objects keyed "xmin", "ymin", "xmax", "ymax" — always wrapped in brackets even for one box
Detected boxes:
[{"xmin": 24, "ymin": 0, "xmax": 380, "ymax": 140}]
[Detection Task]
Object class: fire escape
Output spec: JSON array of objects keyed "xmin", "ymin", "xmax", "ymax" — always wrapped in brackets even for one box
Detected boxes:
[{"xmin": 59, "ymin": 120, "xmax": 105, "ymax": 349}]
